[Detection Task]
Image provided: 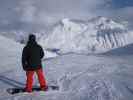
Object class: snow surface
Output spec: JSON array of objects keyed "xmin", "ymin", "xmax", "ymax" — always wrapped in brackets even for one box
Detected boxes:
[{"xmin": 1, "ymin": 34, "xmax": 133, "ymax": 100}]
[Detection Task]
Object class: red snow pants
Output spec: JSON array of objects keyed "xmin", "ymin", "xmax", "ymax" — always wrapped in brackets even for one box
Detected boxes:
[{"xmin": 25, "ymin": 68, "xmax": 46, "ymax": 92}]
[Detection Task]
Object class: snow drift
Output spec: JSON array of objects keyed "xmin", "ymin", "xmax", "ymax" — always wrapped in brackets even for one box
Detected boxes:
[{"xmin": 103, "ymin": 43, "xmax": 133, "ymax": 55}]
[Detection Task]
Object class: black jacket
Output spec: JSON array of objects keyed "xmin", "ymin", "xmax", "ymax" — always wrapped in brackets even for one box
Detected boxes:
[{"xmin": 22, "ymin": 40, "xmax": 44, "ymax": 71}]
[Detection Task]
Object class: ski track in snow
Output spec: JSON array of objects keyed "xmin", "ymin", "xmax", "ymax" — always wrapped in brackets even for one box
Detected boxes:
[{"xmin": 1, "ymin": 54, "xmax": 133, "ymax": 100}]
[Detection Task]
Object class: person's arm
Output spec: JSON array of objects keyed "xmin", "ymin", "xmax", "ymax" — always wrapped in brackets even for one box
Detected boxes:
[
  {"xmin": 22, "ymin": 47, "xmax": 27, "ymax": 71},
  {"xmin": 40, "ymin": 46, "xmax": 44, "ymax": 59}
]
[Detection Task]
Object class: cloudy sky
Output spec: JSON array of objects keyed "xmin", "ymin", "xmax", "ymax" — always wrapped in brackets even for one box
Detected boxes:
[{"xmin": 0, "ymin": 0, "xmax": 133, "ymax": 32}]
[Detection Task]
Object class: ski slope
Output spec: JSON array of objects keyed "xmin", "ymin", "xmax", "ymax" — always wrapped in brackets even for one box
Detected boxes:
[{"xmin": 1, "ymin": 35, "xmax": 133, "ymax": 100}]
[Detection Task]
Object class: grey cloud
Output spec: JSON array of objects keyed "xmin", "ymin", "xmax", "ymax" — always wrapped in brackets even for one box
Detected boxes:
[{"xmin": 0, "ymin": 0, "xmax": 132, "ymax": 32}]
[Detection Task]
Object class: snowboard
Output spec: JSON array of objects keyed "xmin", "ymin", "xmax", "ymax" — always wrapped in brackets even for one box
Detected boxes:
[{"xmin": 7, "ymin": 85, "xmax": 59, "ymax": 95}]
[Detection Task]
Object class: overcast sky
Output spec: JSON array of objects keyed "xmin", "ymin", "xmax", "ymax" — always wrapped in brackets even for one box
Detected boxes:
[{"xmin": 0, "ymin": 0, "xmax": 133, "ymax": 32}]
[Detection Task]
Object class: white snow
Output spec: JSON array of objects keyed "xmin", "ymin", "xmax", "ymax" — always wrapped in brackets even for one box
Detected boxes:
[
  {"xmin": 39, "ymin": 16, "xmax": 133, "ymax": 54},
  {"xmin": 1, "ymin": 17, "xmax": 133, "ymax": 55},
  {"xmin": 0, "ymin": 34, "xmax": 133, "ymax": 100}
]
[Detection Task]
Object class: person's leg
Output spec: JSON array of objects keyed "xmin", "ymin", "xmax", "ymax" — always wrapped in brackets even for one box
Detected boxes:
[
  {"xmin": 36, "ymin": 68, "xmax": 47, "ymax": 90},
  {"xmin": 25, "ymin": 71, "xmax": 34, "ymax": 92}
]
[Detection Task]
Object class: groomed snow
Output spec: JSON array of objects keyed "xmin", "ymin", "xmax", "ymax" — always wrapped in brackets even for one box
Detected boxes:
[{"xmin": 0, "ymin": 35, "xmax": 133, "ymax": 100}]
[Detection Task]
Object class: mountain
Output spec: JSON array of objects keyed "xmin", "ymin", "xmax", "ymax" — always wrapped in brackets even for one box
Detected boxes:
[
  {"xmin": 103, "ymin": 43, "xmax": 133, "ymax": 55},
  {"xmin": 39, "ymin": 16, "xmax": 133, "ymax": 54},
  {"xmin": 1, "ymin": 16, "xmax": 133, "ymax": 54}
]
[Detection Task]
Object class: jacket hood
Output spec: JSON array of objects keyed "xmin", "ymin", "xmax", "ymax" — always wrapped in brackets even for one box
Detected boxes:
[{"xmin": 27, "ymin": 34, "xmax": 37, "ymax": 45}]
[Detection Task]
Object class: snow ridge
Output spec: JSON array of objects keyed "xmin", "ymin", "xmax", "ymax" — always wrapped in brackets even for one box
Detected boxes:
[
  {"xmin": 1, "ymin": 16, "xmax": 133, "ymax": 54},
  {"xmin": 39, "ymin": 16, "xmax": 133, "ymax": 54}
]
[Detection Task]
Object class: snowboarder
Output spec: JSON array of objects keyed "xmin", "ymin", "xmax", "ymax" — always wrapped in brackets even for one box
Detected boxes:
[{"xmin": 22, "ymin": 34, "xmax": 47, "ymax": 92}]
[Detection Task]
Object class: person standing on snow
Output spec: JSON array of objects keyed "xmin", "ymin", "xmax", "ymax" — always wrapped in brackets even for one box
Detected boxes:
[{"xmin": 22, "ymin": 34, "xmax": 47, "ymax": 92}]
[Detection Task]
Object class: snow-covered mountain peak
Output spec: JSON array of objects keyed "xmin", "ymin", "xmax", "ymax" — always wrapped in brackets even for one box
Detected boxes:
[
  {"xmin": 91, "ymin": 16, "xmax": 112, "ymax": 23},
  {"xmin": 61, "ymin": 18, "xmax": 70, "ymax": 25},
  {"xmin": 57, "ymin": 16, "xmax": 126, "ymax": 32},
  {"xmin": 89, "ymin": 16, "xmax": 126, "ymax": 30},
  {"xmin": 39, "ymin": 16, "xmax": 133, "ymax": 54},
  {"xmin": 0, "ymin": 16, "xmax": 133, "ymax": 55}
]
